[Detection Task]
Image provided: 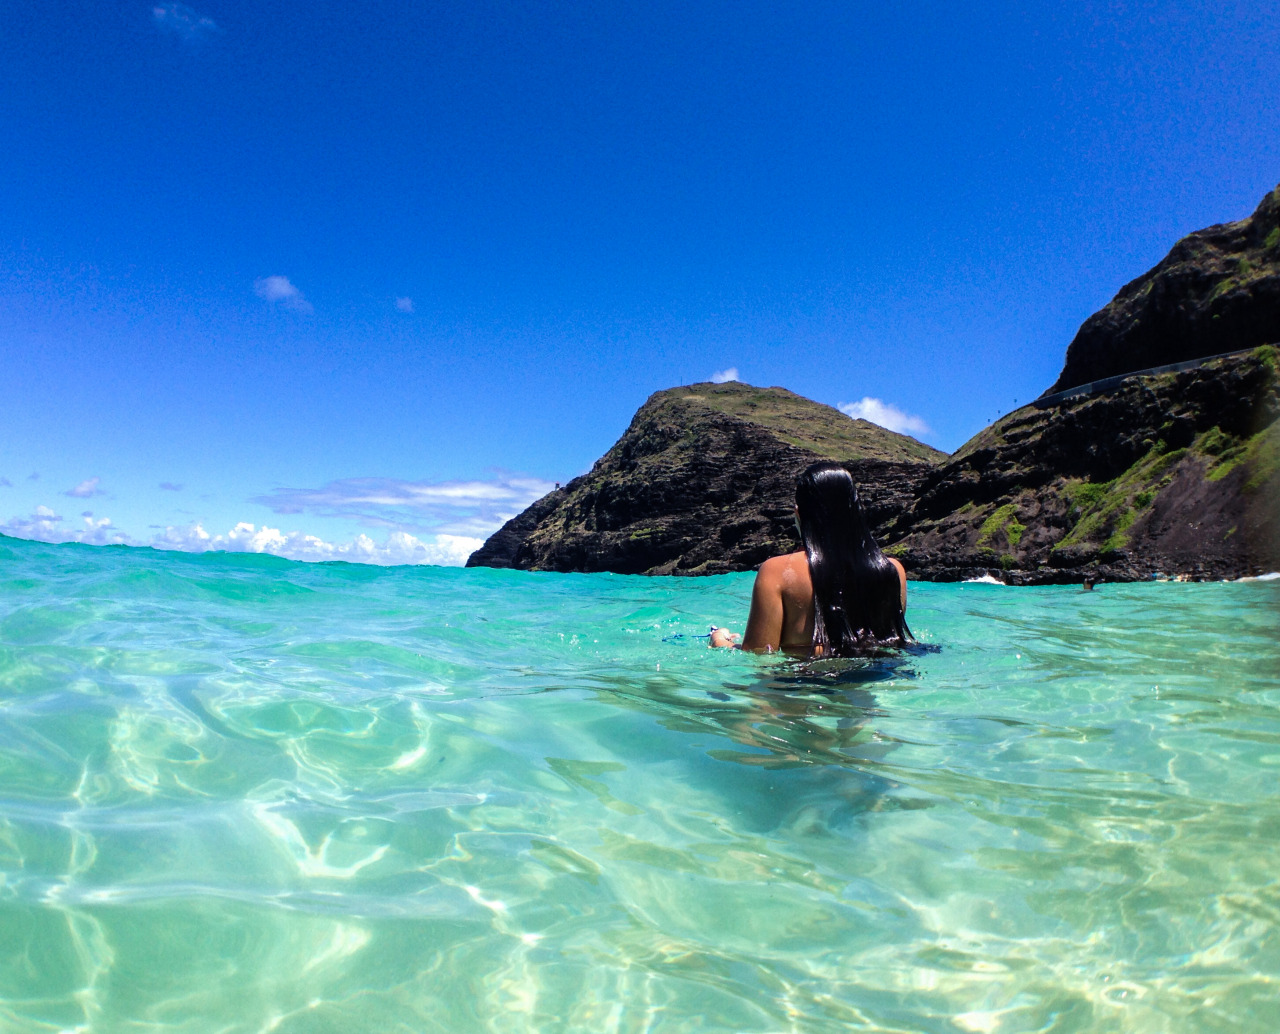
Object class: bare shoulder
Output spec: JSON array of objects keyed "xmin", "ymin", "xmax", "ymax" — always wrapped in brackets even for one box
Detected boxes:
[
  {"xmin": 743, "ymin": 551, "xmax": 810, "ymax": 653},
  {"xmin": 758, "ymin": 551, "xmax": 807, "ymax": 582}
]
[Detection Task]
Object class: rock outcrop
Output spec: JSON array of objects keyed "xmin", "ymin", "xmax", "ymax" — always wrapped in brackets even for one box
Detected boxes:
[
  {"xmin": 887, "ymin": 184, "xmax": 1280, "ymax": 582},
  {"xmin": 887, "ymin": 347, "xmax": 1279, "ymax": 583},
  {"xmin": 1047, "ymin": 185, "xmax": 1280, "ymax": 393},
  {"xmin": 467, "ymin": 382, "xmax": 946, "ymax": 575}
]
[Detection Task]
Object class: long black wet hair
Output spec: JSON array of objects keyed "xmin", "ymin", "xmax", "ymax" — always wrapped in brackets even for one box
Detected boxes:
[{"xmin": 795, "ymin": 462, "xmax": 913, "ymax": 656}]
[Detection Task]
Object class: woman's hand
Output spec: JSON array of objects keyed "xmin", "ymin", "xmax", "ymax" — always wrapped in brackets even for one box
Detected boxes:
[{"xmin": 708, "ymin": 626, "xmax": 739, "ymax": 648}]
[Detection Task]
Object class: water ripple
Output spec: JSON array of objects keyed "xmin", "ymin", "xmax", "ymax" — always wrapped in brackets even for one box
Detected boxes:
[{"xmin": 0, "ymin": 537, "xmax": 1277, "ymax": 1031}]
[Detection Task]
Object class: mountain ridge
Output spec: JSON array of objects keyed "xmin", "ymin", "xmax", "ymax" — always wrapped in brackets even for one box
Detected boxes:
[
  {"xmin": 467, "ymin": 381, "xmax": 945, "ymax": 575},
  {"xmin": 1047, "ymin": 185, "xmax": 1280, "ymax": 393}
]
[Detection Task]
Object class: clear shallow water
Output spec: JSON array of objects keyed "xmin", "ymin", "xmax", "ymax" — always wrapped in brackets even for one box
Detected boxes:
[{"xmin": 1, "ymin": 536, "xmax": 1278, "ymax": 1034}]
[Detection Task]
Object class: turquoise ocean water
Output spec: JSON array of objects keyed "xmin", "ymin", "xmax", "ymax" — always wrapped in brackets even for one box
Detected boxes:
[{"xmin": 1, "ymin": 534, "xmax": 1278, "ymax": 1033}]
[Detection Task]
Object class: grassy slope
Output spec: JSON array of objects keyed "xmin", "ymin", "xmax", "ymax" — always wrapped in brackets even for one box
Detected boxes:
[
  {"xmin": 899, "ymin": 347, "xmax": 1279, "ymax": 565},
  {"xmin": 659, "ymin": 382, "xmax": 949, "ymax": 464},
  {"xmin": 951, "ymin": 348, "xmax": 1275, "ymax": 463}
]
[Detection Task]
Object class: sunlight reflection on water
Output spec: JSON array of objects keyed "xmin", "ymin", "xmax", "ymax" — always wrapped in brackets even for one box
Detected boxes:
[{"xmin": 0, "ymin": 537, "xmax": 1278, "ymax": 1031}]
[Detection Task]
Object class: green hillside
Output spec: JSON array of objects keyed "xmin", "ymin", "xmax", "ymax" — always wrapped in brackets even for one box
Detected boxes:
[{"xmin": 660, "ymin": 382, "xmax": 948, "ymax": 464}]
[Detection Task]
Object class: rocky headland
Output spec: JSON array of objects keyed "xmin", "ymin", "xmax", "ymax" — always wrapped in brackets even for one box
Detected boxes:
[
  {"xmin": 1048, "ymin": 185, "xmax": 1280, "ymax": 392},
  {"xmin": 889, "ymin": 346, "xmax": 1278, "ymax": 582},
  {"xmin": 466, "ymin": 383, "xmax": 944, "ymax": 575},
  {"xmin": 470, "ymin": 185, "xmax": 1280, "ymax": 582}
]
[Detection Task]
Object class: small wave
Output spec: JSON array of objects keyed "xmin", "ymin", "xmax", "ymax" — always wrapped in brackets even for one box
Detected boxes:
[
  {"xmin": 1235, "ymin": 571, "xmax": 1280, "ymax": 582},
  {"xmin": 963, "ymin": 574, "xmax": 1006, "ymax": 585}
]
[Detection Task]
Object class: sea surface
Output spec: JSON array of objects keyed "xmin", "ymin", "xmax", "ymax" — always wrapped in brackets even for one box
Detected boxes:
[{"xmin": 1, "ymin": 535, "xmax": 1278, "ymax": 1033}]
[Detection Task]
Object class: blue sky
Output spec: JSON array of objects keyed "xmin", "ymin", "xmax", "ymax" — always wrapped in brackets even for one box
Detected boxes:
[{"xmin": 2, "ymin": 1, "xmax": 1277, "ymax": 563}]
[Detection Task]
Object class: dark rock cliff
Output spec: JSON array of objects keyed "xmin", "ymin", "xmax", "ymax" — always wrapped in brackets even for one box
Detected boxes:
[
  {"xmin": 467, "ymin": 382, "xmax": 946, "ymax": 575},
  {"xmin": 891, "ymin": 184, "xmax": 1280, "ymax": 582},
  {"xmin": 887, "ymin": 347, "xmax": 1279, "ymax": 583},
  {"xmin": 1047, "ymin": 185, "xmax": 1280, "ymax": 393}
]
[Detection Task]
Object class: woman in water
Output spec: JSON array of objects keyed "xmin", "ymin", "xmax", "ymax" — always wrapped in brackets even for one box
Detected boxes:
[{"xmin": 710, "ymin": 461, "xmax": 912, "ymax": 656}]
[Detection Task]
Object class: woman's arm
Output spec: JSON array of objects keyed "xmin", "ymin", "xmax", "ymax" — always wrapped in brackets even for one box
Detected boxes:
[
  {"xmin": 708, "ymin": 560, "xmax": 784, "ymax": 651},
  {"xmin": 739, "ymin": 559, "xmax": 785, "ymax": 653},
  {"xmin": 888, "ymin": 557, "xmax": 907, "ymax": 612}
]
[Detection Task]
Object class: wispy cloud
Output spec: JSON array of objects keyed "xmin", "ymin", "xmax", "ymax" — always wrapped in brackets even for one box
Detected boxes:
[
  {"xmin": 710, "ymin": 367, "xmax": 740, "ymax": 384},
  {"xmin": 254, "ymin": 276, "xmax": 313, "ymax": 314},
  {"xmin": 63, "ymin": 477, "xmax": 105, "ymax": 499},
  {"xmin": 152, "ymin": 523, "xmax": 482, "ymax": 566},
  {"xmin": 159, "ymin": 482, "xmax": 184, "ymax": 491},
  {"xmin": 395, "ymin": 297, "xmax": 414, "ymax": 313},
  {"xmin": 152, "ymin": 3, "xmax": 221, "ymax": 42},
  {"xmin": 252, "ymin": 474, "xmax": 556, "ymax": 537},
  {"xmin": 838, "ymin": 397, "xmax": 931, "ymax": 437},
  {"xmin": 1, "ymin": 507, "xmax": 130, "ymax": 546}
]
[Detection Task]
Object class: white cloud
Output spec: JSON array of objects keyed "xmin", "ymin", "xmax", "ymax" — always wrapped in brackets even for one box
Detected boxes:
[
  {"xmin": 710, "ymin": 367, "xmax": 740, "ymax": 384},
  {"xmin": 152, "ymin": 4, "xmax": 221, "ymax": 42},
  {"xmin": 152, "ymin": 523, "xmax": 482, "ymax": 567},
  {"xmin": 3, "ymin": 470, "xmax": 559, "ymax": 568},
  {"xmin": 2, "ymin": 508, "xmax": 131, "ymax": 546},
  {"xmin": 64, "ymin": 477, "xmax": 105, "ymax": 499},
  {"xmin": 838, "ymin": 397, "xmax": 931, "ymax": 437},
  {"xmin": 252, "ymin": 474, "xmax": 556, "ymax": 537},
  {"xmin": 4, "ymin": 507, "xmax": 481, "ymax": 565},
  {"xmin": 395, "ymin": 297, "xmax": 414, "ymax": 313},
  {"xmin": 254, "ymin": 276, "xmax": 313, "ymax": 314}
]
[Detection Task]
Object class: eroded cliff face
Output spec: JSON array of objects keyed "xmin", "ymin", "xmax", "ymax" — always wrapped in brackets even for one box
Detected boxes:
[
  {"xmin": 888, "ymin": 348, "xmax": 1279, "ymax": 582},
  {"xmin": 466, "ymin": 382, "xmax": 946, "ymax": 575},
  {"xmin": 890, "ymin": 185, "xmax": 1280, "ymax": 582},
  {"xmin": 469, "ymin": 353, "xmax": 1278, "ymax": 582},
  {"xmin": 1047, "ymin": 185, "xmax": 1280, "ymax": 393}
]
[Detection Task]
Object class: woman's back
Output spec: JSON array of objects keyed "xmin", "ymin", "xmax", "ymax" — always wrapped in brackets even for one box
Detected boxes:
[
  {"xmin": 710, "ymin": 462, "xmax": 913, "ymax": 657},
  {"xmin": 737, "ymin": 549, "xmax": 907, "ymax": 655}
]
